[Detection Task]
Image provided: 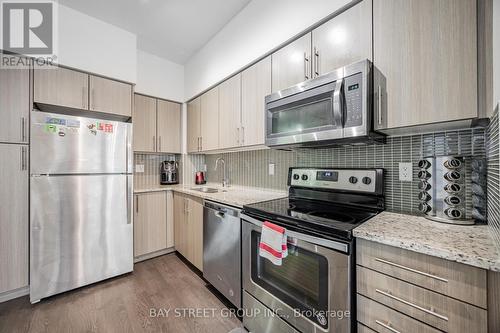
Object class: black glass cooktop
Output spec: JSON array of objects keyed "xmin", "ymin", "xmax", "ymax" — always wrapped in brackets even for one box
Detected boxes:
[{"xmin": 242, "ymin": 197, "xmax": 379, "ymax": 240}]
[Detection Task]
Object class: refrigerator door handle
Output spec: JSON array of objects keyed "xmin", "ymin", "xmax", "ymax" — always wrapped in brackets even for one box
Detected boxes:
[{"xmin": 127, "ymin": 175, "xmax": 133, "ymax": 224}]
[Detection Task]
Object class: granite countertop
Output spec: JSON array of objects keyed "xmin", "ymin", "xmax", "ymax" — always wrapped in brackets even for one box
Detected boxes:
[
  {"xmin": 134, "ymin": 183, "xmax": 287, "ymax": 208},
  {"xmin": 354, "ymin": 211, "xmax": 500, "ymax": 272}
]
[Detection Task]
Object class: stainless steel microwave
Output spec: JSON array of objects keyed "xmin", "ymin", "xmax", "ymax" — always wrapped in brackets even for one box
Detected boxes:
[{"xmin": 265, "ymin": 59, "xmax": 384, "ymax": 148}]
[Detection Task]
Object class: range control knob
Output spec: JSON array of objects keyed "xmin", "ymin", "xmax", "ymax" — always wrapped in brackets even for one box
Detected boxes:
[
  {"xmin": 293, "ymin": 174, "xmax": 300, "ymax": 180},
  {"xmin": 301, "ymin": 174, "xmax": 308, "ymax": 181},
  {"xmin": 349, "ymin": 176, "xmax": 358, "ymax": 184},
  {"xmin": 362, "ymin": 177, "xmax": 372, "ymax": 185}
]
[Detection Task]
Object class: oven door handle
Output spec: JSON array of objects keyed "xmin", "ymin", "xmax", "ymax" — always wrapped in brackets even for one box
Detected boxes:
[{"xmin": 241, "ymin": 213, "xmax": 349, "ymax": 254}]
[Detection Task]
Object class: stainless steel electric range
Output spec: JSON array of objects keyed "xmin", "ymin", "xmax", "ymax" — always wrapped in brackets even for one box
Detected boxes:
[{"xmin": 241, "ymin": 167, "xmax": 384, "ymax": 333}]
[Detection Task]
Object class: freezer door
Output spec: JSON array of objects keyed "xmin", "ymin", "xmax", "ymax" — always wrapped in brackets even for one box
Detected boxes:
[
  {"xmin": 30, "ymin": 174, "xmax": 133, "ymax": 302},
  {"xmin": 30, "ymin": 111, "xmax": 132, "ymax": 174}
]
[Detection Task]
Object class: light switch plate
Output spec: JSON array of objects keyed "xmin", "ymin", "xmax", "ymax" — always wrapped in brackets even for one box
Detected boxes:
[
  {"xmin": 268, "ymin": 163, "xmax": 275, "ymax": 176},
  {"xmin": 135, "ymin": 164, "xmax": 144, "ymax": 173},
  {"xmin": 399, "ymin": 162, "xmax": 413, "ymax": 181}
]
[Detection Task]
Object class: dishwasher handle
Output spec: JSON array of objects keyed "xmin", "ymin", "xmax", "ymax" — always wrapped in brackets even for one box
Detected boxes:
[{"xmin": 205, "ymin": 200, "xmax": 240, "ymax": 218}]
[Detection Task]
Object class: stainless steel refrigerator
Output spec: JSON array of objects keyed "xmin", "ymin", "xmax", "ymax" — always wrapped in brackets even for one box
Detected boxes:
[{"xmin": 30, "ymin": 111, "xmax": 133, "ymax": 303}]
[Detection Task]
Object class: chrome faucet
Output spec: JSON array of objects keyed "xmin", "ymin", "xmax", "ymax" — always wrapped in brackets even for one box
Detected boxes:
[{"xmin": 215, "ymin": 157, "xmax": 228, "ymax": 187}]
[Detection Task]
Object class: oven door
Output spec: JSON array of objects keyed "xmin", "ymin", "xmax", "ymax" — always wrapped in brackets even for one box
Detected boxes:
[
  {"xmin": 241, "ymin": 214, "xmax": 352, "ymax": 333},
  {"xmin": 265, "ymin": 69, "xmax": 344, "ymax": 148}
]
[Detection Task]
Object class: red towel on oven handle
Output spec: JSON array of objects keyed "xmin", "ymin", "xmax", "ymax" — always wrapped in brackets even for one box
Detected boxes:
[{"xmin": 259, "ymin": 221, "xmax": 288, "ymax": 265}]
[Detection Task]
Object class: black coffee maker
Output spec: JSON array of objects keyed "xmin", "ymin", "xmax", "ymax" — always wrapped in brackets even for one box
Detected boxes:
[{"xmin": 160, "ymin": 161, "xmax": 179, "ymax": 185}]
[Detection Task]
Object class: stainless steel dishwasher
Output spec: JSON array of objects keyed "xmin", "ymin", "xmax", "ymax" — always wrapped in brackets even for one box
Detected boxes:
[{"xmin": 203, "ymin": 200, "xmax": 241, "ymax": 308}]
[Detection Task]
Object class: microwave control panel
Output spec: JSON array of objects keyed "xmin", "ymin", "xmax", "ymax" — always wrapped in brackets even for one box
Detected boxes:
[{"xmin": 344, "ymin": 72, "xmax": 363, "ymax": 128}]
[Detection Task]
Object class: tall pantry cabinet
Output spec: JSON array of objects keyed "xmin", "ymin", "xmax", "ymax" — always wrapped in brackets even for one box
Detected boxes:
[{"xmin": 0, "ymin": 56, "xmax": 29, "ymax": 299}]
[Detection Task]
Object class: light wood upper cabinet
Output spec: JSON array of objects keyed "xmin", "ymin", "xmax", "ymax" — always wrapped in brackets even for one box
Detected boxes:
[
  {"xmin": 187, "ymin": 98, "xmax": 202, "ymax": 153},
  {"xmin": 34, "ymin": 64, "xmax": 88, "ymax": 110},
  {"xmin": 133, "ymin": 94, "xmax": 157, "ymax": 152},
  {"xmin": 0, "ymin": 143, "xmax": 28, "ymax": 294},
  {"xmin": 219, "ymin": 74, "xmax": 241, "ymax": 149},
  {"xmin": 157, "ymin": 99, "xmax": 181, "ymax": 154},
  {"xmin": 0, "ymin": 60, "xmax": 29, "ymax": 144},
  {"xmin": 312, "ymin": 0, "xmax": 372, "ymax": 77},
  {"xmin": 200, "ymin": 87, "xmax": 219, "ymax": 151},
  {"xmin": 272, "ymin": 33, "xmax": 312, "ymax": 92},
  {"xmin": 241, "ymin": 56, "xmax": 271, "ymax": 147},
  {"xmin": 173, "ymin": 192, "xmax": 203, "ymax": 271},
  {"xmin": 89, "ymin": 75, "xmax": 132, "ymax": 117},
  {"xmin": 373, "ymin": 0, "xmax": 477, "ymax": 129},
  {"xmin": 134, "ymin": 191, "xmax": 167, "ymax": 258}
]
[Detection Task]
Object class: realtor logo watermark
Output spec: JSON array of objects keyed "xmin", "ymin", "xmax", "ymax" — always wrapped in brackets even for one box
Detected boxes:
[{"xmin": 1, "ymin": 0, "xmax": 58, "ymax": 68}]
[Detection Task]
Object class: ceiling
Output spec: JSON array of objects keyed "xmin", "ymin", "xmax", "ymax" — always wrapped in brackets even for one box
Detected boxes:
[{"xmin": 59, "ymin": 0, "xmax": 252, "ymax": 64}]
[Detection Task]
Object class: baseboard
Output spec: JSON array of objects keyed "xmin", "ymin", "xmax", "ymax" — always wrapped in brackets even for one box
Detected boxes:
[
  {"xmin": 0, "ymin": 286, "xmax": 29, "ymax": 303},
  {"xmin": 134, "ymin": 247, "xmax": 175, "ymax": 263}
]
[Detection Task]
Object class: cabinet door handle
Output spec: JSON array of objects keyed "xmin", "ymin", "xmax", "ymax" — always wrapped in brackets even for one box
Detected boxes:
[
  {"xmin": 377, "ymin": 85, "xmax": 382, "ymax": 125},
  {"xmin": 241, "ymin": 126, "xmax": 245, "ymax": 145},
  {"xmin": 135, "ymin": 195, "xmax": 139, "ymax": 213},
  {"xmin": 91, "ymin": 88, "xmax": 95, "ymax": 110},
  {"xmin": 20, "ymin": 146, "xmax": 27, "ymax": 171},
  {"xmin": 303, "ymin": 52, "xmax": 310, "ymax": 80},
  {"xmin": 313, "ymin": 47, "xmax": 320, "ymax": 77},
  {"xmin": 375, "ymin": 320, "xmax": 401, "ymax": 333},
  {"xmin": 375, "ymin": 289, "xmax": 449, "ymax": 321},
  {"xmin": 20, "ymin": 117, "xmax": 26, "ymax": 142},
  {"xmin": 82, "ymin": 86, "xmax": 86, "ymax": 109},
  {"xmin": 200, "ymin": 137, "xmax": 203, "ymax": 151},
  {"xmin": 237, "ymin": 127, "xmax": 240, "ymax": 145},
  {"xmin": 159, "ymin": 136, "xmax": 162, "ymax": 152},
  {"xmin": 153, "ymin": 136, "xmax": 156, "ymax": 151},
  {"xmin": 374, "ymin": 257, "xmax": 448, "ymax": 282}
]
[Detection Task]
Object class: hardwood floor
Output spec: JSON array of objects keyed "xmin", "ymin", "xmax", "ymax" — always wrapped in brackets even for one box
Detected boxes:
[{"xmin": 0, "ymin": 254, "xmax": 242, "ymax": 333}]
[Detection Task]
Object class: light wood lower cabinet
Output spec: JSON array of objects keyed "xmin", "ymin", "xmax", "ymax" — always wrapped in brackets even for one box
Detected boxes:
[
  {"xmin": 356, "ymin": 239, "xmax": 497, "ymax": 333},
  {"xmin": 89, "ymin": 75, "xmax": 132, "ymax": 117},
  {"xmin": 134, "ymin": 191, "xmax": 168, "ymax": 258},
  {"xmin": 173, "ymin": 192, "xmax": 203, "ymax": 271},
  {"xmin": 0, "ymin": 58, "xmax": 30, "ymax": 144},
  {"xmin": 0, "ymin": 144, "xmax": 28, "ymax": 294}
]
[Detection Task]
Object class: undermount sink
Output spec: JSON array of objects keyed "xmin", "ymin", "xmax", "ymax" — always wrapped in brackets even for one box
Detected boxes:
[{"xmin": 190, "ymin": 187, "xmax": 225, "ymax": 193}]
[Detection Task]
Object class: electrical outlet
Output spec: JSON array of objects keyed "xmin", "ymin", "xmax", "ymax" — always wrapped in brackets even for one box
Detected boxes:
[
  {"xmin": 135, "ymin": 164, "xmax": 144, "ymax": 173},
  {"xmin": 399, "ymin": 162, "xmax": 413, "ymax": 181},
  {"xmin": 268, "ymin": 163, "xmax": 275, "ymax": 176}
]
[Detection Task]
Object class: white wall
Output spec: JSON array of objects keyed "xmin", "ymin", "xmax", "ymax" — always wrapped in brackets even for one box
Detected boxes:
[
  {"xmin": 184, "ymin": 0, "xmax": 351, "ymax": 99},
  {"xmin": 58, "ymin": 5, "xmax": 137, "ymax": 83},
  {"xmin": 494, "ymin": 0, "xmax": 500, "ymax": 110},
  {"xmin": 136, "ymin": 50, "xmax": 184, "ymax": 102}
]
